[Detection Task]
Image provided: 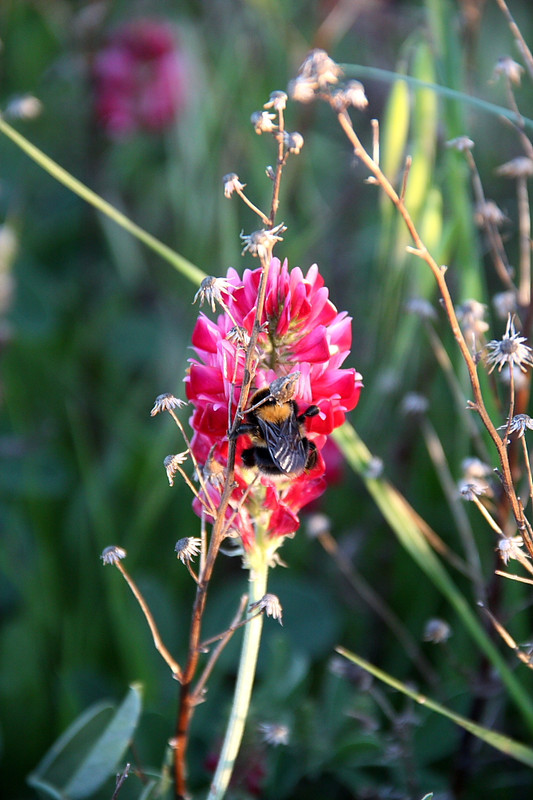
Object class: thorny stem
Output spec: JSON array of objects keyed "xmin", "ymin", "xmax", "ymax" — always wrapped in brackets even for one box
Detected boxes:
[
  {"xmin": 113, "ymin": 561, "xmax": 182, "ymax": 681},
  {"xmin": 333, "ymin": 107, "xmax": 525, "ymax": 533}
]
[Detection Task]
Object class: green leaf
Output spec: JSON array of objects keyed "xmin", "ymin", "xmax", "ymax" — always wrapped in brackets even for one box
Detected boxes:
[
  {"xmin": 25, "ymin": 776, "xmax": 66, "ymax": 800},
  {"xmin": 28, "ymin": 684, "xmax": 143, "ymax": 799},
  {"xmin": 337, "ymin": 647, "xmax": 533, "ymax": 769},
  {"xmin": 342, "ymin": 63, "xmax": 533, "ymax": 131}
]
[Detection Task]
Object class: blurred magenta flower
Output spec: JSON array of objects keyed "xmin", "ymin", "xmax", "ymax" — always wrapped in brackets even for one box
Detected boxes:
[
  {"xmin": 185, "ymin": 258, "xmax": 362, "ymax": 549},
  {"xmin": 93, "ymin": 19, "xmax": 186, "ymax": 137}
]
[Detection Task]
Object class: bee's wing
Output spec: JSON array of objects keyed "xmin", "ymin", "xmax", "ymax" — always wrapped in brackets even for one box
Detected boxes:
[{"xmin": 257, "ymin": 414, "xmax": 307, "ymax": 475}]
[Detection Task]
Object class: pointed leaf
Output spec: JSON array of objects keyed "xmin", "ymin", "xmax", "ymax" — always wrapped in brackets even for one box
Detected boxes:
[
  {"xmin": 28, "ymin": 702, "xmax": 114, "ymax": 793},
  {"xmin": 337, "ymin": 647, "xmax": 533, "ymax": 768},
  {"xmin": 28, "ymin": 685, "xmax": 143, "ymax": 800},
  {"xmin": 64, "ymin": 683, "xmax": 143, "ymax": 798}
]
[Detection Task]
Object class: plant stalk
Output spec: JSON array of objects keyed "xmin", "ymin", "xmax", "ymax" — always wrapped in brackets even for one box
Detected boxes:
[{"xmin": 207, "ymin": 551, "xmax": 268, "ymax": 800}]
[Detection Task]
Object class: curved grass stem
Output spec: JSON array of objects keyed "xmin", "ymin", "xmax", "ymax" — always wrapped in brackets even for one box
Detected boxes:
[{"xmin": 0, "ymin": 117, "xmax": 206, "ymax": 286}]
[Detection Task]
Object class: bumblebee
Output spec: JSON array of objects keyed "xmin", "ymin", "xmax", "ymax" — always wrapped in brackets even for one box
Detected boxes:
[{"xmin": 234, "ymin": 386, "xmax": 319, "ymax": 477}]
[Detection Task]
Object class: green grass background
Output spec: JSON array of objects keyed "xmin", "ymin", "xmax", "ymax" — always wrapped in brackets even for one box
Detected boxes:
[{"xmin": 3, "ymin": 0, "xmax": 533, "ymax": 798}]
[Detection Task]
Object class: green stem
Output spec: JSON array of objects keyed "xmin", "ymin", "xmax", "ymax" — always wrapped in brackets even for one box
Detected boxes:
[
  {"xmin": 342, "ymin": 64, "xmax": 533, "ymax": 131},
  {"xmin": 207, "ymin": 552, "xmax": 269, "ymax": 800},
  {"xmin": 0, "ymin": 117, "xmax": 206, "ymax": 286}
]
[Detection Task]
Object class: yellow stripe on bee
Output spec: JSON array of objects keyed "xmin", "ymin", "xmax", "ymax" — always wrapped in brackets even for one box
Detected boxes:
[{"xmin": 257, "ymin": 403, "xmax": 291, "ymax": 425}]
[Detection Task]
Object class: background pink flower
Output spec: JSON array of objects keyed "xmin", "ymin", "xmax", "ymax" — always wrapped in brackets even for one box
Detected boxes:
[{"xmin": 93, "ymin": 19, "xmax": 186, "ymax": 137}]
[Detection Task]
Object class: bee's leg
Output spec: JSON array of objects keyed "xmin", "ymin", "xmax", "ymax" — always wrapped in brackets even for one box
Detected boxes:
[
  {"xmin": 304, "ymin": 440, "xmax": 318, "ymax": 470},
  {"xmin": 299, "ymin": 404, "xmax": 320, "ymax": 422},
  {"xmin": 230, "ymin": 421, "xmax": 256, "ymax": 440}
]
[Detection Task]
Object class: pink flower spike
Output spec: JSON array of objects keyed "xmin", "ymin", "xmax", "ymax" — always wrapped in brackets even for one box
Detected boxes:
[{"xmin": 185, "ymin": 258, "xmax": 362, "ymax": 552}]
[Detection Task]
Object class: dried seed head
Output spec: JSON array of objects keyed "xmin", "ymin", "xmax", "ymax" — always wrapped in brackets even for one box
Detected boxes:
[
  {"xmin": 175, "ymin": 537, "xmax": 202, "ymax": 564},
  {"xmin": 283, "ymin": 131, "xmax": 304, "ymax": 154},
  {"xmin": 331, "ymin": 80, "xmax": 368, "ymax": 111},
  {"xmin": 264, "ymin": 90, "xmax": 287, "ymax": 111},
  {"xmin": 446, "ymin": 136, "xmax": 474, "ymax": 152},
  {"xmin": 306, "ymin": 513, "xmax": 331, "ymax": 539},
  {"xmin": 423, "ymin": 618, "xmax": 452, "ymax": 643},
  {"xmin": 222, "ymin": 173, "xmax": 245, "ymax": 198},
  {"xmin": 459, "ymin": 482, "xmax": 487, "ymax": 501},
  {"xmin": 496, "ymin": 157, "xmax": 533, "ymax": 178},
  {"xmin": 258, "ymin": 722, "xmax": 290, "ymax": 746},
  {"xmin": 101, "ymin": 545, "xmax": 127, "ymax": 565},
  {"xmin": 203, "ymin": 447, "xmax": 226, "ymax": 486},
  {"xmin": 500, "ymin": 363, "xmax": 530, "ymax": 391},
  {"xmin": 164, "ymin": 452, "xmax": 189, "ymax": 486},
  {"xmin": 288, "ymin": 76, "xmax": 317, "ymax": 104},
  {"xmin": 401, "ymin": 392, "xmax": 429, "ymax": 416},
  {"xmin": 344, "ymin": 80, "xmax": 368, "ymax": 109},
  {"xmin": 497, "ymin": 535, "xmax": 526, "ymax": 565},
  {"xmin": 457, "ymin": 300, "xmax": 489, "ymax": 341},
  {"xmin": 240, "ymin": 224, "xmax": 286, "ymax": 259},
  {"xmin": 364, "ymin": 456, "xmax": 383, "ymax": 480},
  {"xmin": 249, "ymin": 593, "xmax": 283, "ymax": 624},
  {"xmin": 405, "ymin": 297, "xmax": 438, "ymax": 320},
  {"xmin": 461, "ymin": 457, "xmax": 492, "ymax": 480},
  {"xmin": 151, "ymin": 393, "xmax": 187, "ymax": 416},
  {"xmin": 493, "ymin": 56, "xmax": 524, "ymax": 86},
  {"xmin": 460, "ymin": 457, "xmax": 493, "ymax": 497},
  {"xmin": 251, "ymin": 110, "xmax": 277, "ymax": 134},
  {"xmin": 329, "ymin": 655, "xmax": 373, "ymax": 689},
  {"xmin": 5, "ymin": 94, "xmax": 43, "ymax": 120},
  {"xmin": 301, "ymin": 49, "xmax": 343, "ymax": 88},
  {"xmin": 493, "ymin": 291, "xmax": 517, "ymax": 320},
  {"xmin": 498, "ymin": 413, "xmax": 533, "ymax": 439},
  {"xmin": 193, "ymin": 276, "xmax": 234, "ymax": 313},
  {"xmin": 288, "ymin": 49, "xmax": 342, "ymax": 104},
  {"xmin": 226, "ymin": 325, "xmax": 251, "ymax": 348},
  {"xmin": 485, "ymin": 315, "xmax": 533, "ymax": 373},
  {"xmin": 475, "ymin": 200, "xmax": 507, "ymax": 227}
]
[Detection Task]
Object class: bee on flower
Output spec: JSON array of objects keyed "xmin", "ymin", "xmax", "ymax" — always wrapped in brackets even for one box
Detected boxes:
[{"xmin": 185, "ymin": 258, "xmax": 362, "ymax": 553}]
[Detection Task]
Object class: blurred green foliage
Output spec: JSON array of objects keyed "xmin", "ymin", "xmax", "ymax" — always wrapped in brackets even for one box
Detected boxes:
[{"xmin": 3, "ymin": 0, "xmax": 533, "ymax": 798}]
